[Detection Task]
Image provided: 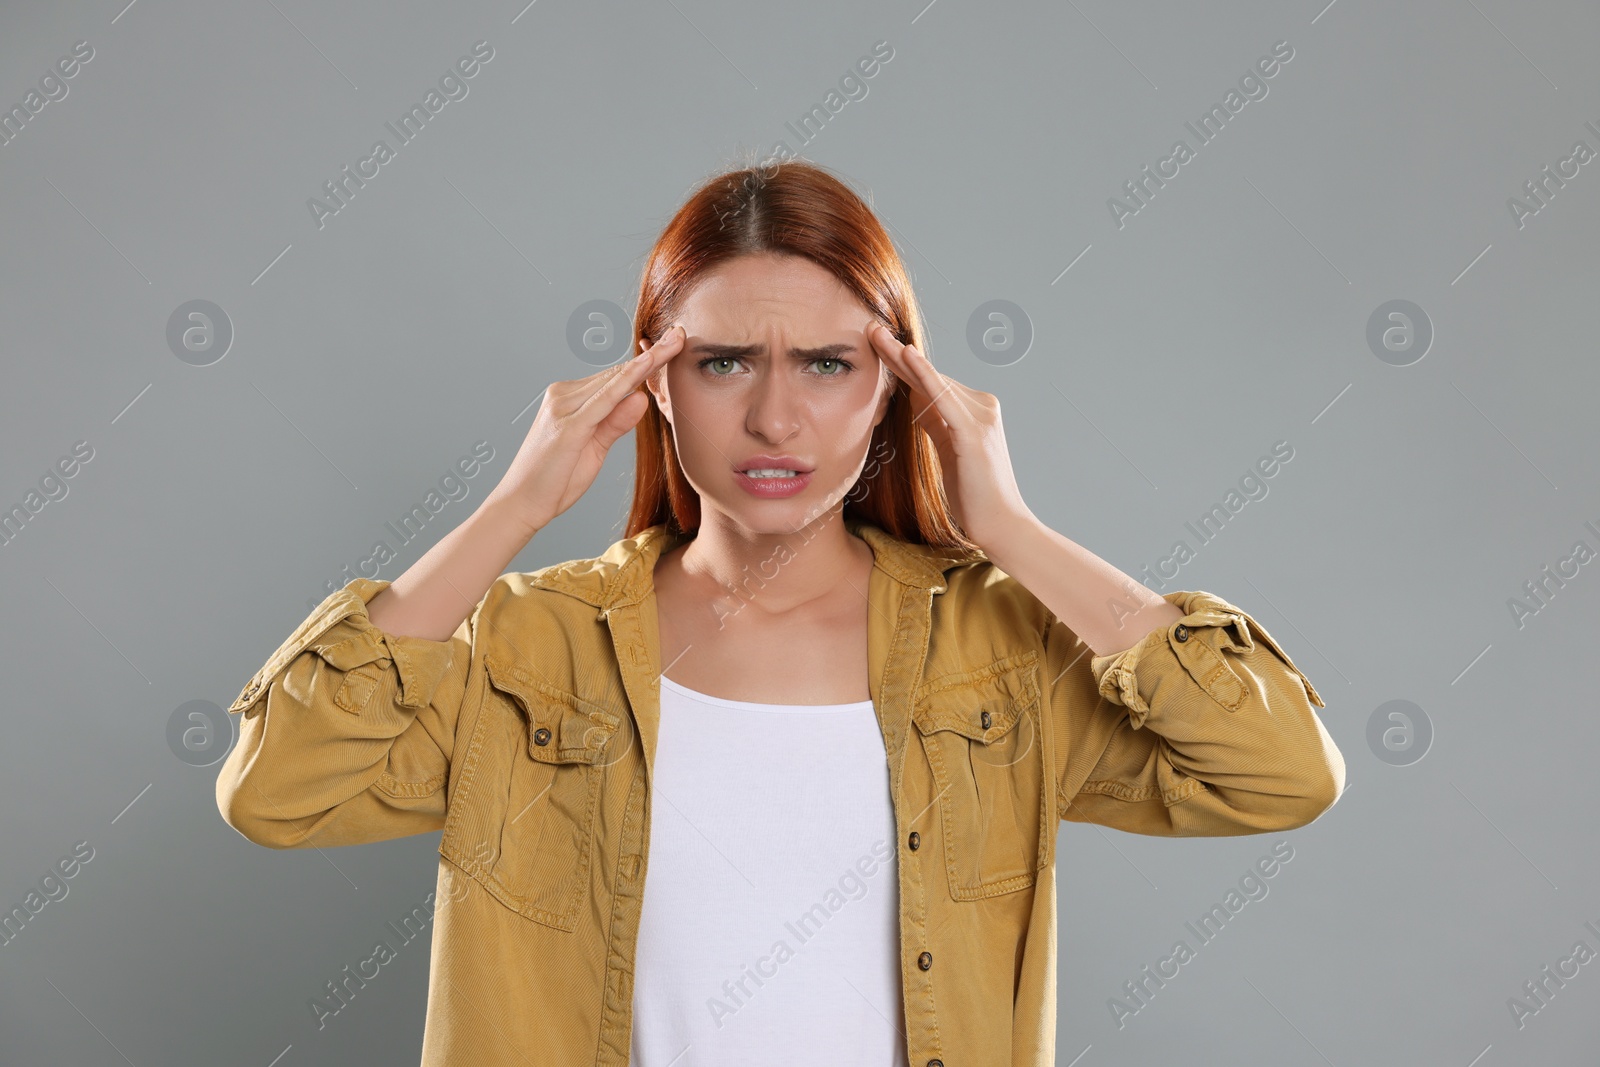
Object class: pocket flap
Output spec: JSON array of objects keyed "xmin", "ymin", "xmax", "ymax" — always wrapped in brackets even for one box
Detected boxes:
[
  {"xmin": 307, "ymin": 625, "xmax": 388, "ymax": 672},
  {"xmin": 1175, "ymin": 592, "xmax": 1325, "ymax": 710},
  {"xmin": 484, "ymin": 654, "xmax": 621, "ymax": 764},
  {"xmin": 911, "ymin": 651, "xmax": 1039, "ymax": 743},
  {"xmin": 227, "ymin": 615, "xmax": 386, "ymax": 715}
]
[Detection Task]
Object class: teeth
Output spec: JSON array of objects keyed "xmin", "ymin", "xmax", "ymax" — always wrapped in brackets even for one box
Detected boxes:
[{"xmin": 744, "ymin": 468, "xmax": 799, "ymax": 478}]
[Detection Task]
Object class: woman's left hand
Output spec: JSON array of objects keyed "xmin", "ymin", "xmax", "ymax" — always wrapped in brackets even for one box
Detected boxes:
[{"xmin": 868, "ymin": 322, "xmax": 1035, "ymax": 552}]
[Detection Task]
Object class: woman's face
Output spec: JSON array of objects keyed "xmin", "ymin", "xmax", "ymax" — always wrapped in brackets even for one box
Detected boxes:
[{"xmin": 646, "ymin": 251, "xmax": 896, "ymax": 536}]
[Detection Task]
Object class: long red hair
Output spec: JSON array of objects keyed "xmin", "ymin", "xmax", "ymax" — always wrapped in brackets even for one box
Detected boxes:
[{"xmin": 623, "ymin": 156, "xmax": 976, "ymax": 551}]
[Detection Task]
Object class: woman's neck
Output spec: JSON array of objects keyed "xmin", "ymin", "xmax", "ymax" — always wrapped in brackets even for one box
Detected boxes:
[{"xmin": 668, "ymin": 507, "xmax": 872, "ymax": 619}]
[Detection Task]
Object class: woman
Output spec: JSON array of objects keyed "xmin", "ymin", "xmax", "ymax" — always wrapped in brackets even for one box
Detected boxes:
[{"xmin": 216, "ymin": 159, "xmax": 1344, "ymax": 1067}]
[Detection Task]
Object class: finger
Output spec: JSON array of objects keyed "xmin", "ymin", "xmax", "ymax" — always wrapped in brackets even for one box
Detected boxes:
[
  {"xmin": 869, "ymin": 323, "xmax": 927, "ymax": 405},
  {"xmin": 592, "ymin": 388, "xmax": 651, "ymax": 451},
  {"xmin": 570, "ymin": 327, "xmax": 674, "ymax": 388},
  {"xmin": 577, "ymin": 324, "xmax": 683, "ymax": 419},
  {"xmin": 871, "ymin": 324, "xmax": 967, "ymax": 433},
  {"xmin": 640, "ymin": 322, "xmax": 688, "ymax": 354}
]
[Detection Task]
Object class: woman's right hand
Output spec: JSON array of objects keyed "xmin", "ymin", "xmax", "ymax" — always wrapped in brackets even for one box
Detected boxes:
[{"xmin": 484, "ymin": 323, "xmax": 685, "ymax": 536}]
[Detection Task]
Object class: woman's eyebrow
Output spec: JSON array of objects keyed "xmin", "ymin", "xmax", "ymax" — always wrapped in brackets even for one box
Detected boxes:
[{"xmin": 689, "ymin": 341, "xmax": 858, "ymax": 360}]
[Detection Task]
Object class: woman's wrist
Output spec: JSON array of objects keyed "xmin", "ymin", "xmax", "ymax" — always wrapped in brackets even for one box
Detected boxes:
[{"xmin": 477, "ymin": 488, "xmax": 548, "ymax": 544}]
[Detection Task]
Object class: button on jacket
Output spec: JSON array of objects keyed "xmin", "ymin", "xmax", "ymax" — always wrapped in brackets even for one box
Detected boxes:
[{"xmin": 216, "ymin": 517, "xmax": 1343, "ymax": 1066}]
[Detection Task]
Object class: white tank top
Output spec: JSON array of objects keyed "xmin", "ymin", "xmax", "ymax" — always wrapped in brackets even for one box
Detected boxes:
[{"xmin": 629, "ymin": 674, "xmax": 909, "ymax": 1067}]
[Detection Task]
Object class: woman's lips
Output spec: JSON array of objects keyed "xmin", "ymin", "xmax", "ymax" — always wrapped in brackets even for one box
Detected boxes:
[{"xmin": 733, "ymin": 469, "xmax": 813, "ymax": 498}]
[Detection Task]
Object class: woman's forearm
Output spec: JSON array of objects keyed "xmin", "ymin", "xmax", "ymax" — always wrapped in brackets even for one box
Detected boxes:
[
  {"xmin": 981, "ymin": 512, "xmax": 1184, "ymax": 658},
  {"xmin": 363, "ymin": 496, "xmax": 540, "ymax": 643}
]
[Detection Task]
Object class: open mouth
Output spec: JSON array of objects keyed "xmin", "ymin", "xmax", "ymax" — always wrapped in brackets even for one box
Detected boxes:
[{"xmin": 733, "ymin": 468, "xmax": 813, "ymax": 498}]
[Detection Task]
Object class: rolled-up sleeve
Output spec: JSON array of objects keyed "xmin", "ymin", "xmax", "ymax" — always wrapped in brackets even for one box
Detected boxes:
[
  {"xmin": 215, "ymin": 577, "xmax": 476, "ymax": 850},
  {"xmin": 1050, "ymin": 589, "xmax": 1344, "ymax": 836}
]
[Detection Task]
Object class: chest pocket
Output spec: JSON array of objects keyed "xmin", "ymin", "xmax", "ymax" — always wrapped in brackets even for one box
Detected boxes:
[
  {"xmin": 439, "ymin": 653, "xmax": 621, "ymax": 932},
  {"xmin": 911, "ymin": 650, "xmax": 1048, "ymax": 901}
]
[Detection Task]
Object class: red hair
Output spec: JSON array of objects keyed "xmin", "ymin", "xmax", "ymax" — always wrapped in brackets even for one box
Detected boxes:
[{"xmin": 623, "ymin": 156, "xmax": 976, "ymax": 551}]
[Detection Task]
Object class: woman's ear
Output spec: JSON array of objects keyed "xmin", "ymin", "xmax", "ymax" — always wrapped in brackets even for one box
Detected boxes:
[{"xmin": 645, "ymin": 365, "xmax": 672, "ymax": 426}]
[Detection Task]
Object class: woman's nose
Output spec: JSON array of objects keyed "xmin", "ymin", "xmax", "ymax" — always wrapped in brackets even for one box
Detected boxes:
[{"xmin": 744, "ymin": 371, "xmax": 800, "ymax": 439}]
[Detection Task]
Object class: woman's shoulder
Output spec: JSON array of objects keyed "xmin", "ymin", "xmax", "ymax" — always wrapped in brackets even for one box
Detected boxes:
[
  {"xmin": 942, "ymin": 557, "xmax": 1050, "ymax": 619},
  {"xmin": 484, "ymin": 523, "xmax": 680, "ymax": 615}
]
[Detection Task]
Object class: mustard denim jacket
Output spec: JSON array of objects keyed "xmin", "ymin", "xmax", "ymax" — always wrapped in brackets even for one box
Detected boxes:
[{"xmin": 216, "ymin": 517, "xmax": 1343, "ymax": 1066}]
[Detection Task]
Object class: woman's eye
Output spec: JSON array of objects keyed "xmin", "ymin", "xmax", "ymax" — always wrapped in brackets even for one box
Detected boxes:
[{"xmin": 696, "ymin": 356, "xmax": 852, "ymax": 377}]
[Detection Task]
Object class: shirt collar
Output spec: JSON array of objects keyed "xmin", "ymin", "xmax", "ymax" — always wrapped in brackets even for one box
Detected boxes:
[{"xmin": 528, "ymin": 517, "xmax": 988, "ymax": 611}]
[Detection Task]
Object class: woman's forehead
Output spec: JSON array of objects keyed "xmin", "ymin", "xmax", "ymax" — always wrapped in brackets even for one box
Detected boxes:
[
  {"xmin": 682, "ymin": 290, "xmax": 873, "ymax": 339},
  {"xmin": 685, "ymin": 255, "xmax": 861, "ymax": 313}
]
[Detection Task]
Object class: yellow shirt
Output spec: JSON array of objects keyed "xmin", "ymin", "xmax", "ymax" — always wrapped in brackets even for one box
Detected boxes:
[{"xmin": 216, "ymin": 517, "xmax": 1343, "ymax": 1066}]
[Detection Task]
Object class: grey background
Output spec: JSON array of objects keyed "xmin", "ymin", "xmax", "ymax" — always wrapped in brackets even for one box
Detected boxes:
[{"xmin": 2, "ymin": 0, "xmax": 1597, "ymax": 1063}]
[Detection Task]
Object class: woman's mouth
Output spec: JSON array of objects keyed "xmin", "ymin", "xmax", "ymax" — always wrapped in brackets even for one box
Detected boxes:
[{"xmin": 733, "ymin": 469, "xmax": 813, "ymax": 498}]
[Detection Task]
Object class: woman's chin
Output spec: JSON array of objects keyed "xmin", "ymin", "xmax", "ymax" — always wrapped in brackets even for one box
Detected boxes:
[{"xmin": 699, "ymin": 488, "xmax": 846, "ymax": 536}]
